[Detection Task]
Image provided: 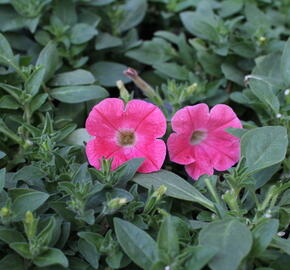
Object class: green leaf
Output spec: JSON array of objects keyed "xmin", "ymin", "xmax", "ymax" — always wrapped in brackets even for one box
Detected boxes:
[
  {"xmin": 37, "ymin": 217, "xmax": 56, "ymax": 247},
  {"xmin": 53, "ymin": 0, "xmax": 77, "ymax": 25},
  {"xmin": 95, "ymin": 32, "xmax": 122, "ymax": 50},
  {"xmin": 157, "ymin": 215, "xmax": 179, "ymax": 259},
  {"xmin": 12, "ymin": 191, "xmax": 49, "ymax": 221},
  {"xmin": 226, "ymin": 127, "xmax": 247, "ymax": 138},
  {"xmin": 114, "ymin": 218, "xmax": 158, "ymax": 270},
  {"xmin": 50, "ymin": 69, "xmax": 95, "ymax": 86},
  {"xmin": 29, "ymin": 93, "xmax": 48, "ymax": 114},
  {"xmin": 117, "ymin": 0, "xmax": 147, "ymax": 32},
  {"xmin": 78, "ymin": 231, "xmax": 103, "ymax": 248},
  {"xmin": 185, "ymin": 246, "xmax": 218, "ymax": 270},
  {"xmin": 0, "ymin": 32, "xmax": 16, "ymax": 66},
  {"xmin": 50, "ymin": 85, "xmax": 108, "ymax": 103},
  {"xmin": 248, "ymin": 77, "xmax": 280, "ymax": 114},
  {"xmin": 221, "ymin": 63, "xmax": 244, "ymax": 86},
  {"xmin": 70, "ymin": 23, "xmax": 98, "ymax": 45},
  {"xmin": 65, "ymin": 128, "xmax": 92, "ymax": 145},
  {"xmin": 126, "ymin": 38, "xmax": 173, "ymax": 66},
  {"xmin": 0, "ymin": 254, "xmax": 25, "ymax": 270},
  {"xmin": 78, "ymin": 239, "xmax": 100, "ymax": 268},
  {"xmin": 281, "ymin": 37, "xmax": 290, "ymax": 86},
  {"xmin": 132, "ymin": 170, "xmax": 214, "ymax": 211},
  {"xmin": 117, "ymin": 158, "xmax": 144, "ymax": 187},
  {"xmin": 241, "ymin": 126, "xmax": 288, "ymax": 174},
  {"xmin": 0, "ymin": 95, "xmax": 20, "ymax": 109},
  {"xmin": 271, "ymin": 237, "xmax": 290, "ymax": 255},
  {"xmin": 10, "ymin": 242, "xmax": 32, "ymax": 259},
  {"xmin": 0, "ymin": 168, "xmax": 5, "ymax": 191},
  {"xmin": 0, "ymin": 151, "xmax": 6, "ymax": 159},
  {"xmin": 220, "ymin": 0, "xmax": 243, "ymax": 17},
  {"xmin": 13, "ymin": 165, "xmax": 46, "ymax": 185},
  {"xmin": 90, "ymin": 61, "xmax": 130, "ymax": 87},
  {"xmin": 153, "ymin": 62, "xmax": 189, "ymax": 80},
  {"xmin": 0, "ymin": 83, "xmax": 22, "ymax": 100},
  {"xmin": 25, "ymin": 66, "xmax": 45, "ymax": 96},
  {"xmin": 199, "ymin": 219, "xmax": 252, "ymax": 270},
  {"xmin": 180, "ymin": 11, "xmax": 218, "ymax": 42},
  {"xmin": 251, "ymin": 219, "xmax": 279, "ymax": 257},
  {"xmin": 0, "ymin": 227, "xmax": 26, "ymax": 244},
  {"xmin": 36, "ymin": 42, "xmax": 60, "ymax": 82},
  {"xmin": 33, "ymin": 248, "xmax": 69, "ymax": 268}
]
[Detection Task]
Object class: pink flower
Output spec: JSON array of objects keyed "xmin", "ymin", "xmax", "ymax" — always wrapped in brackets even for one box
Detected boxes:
[
  {"xmin": 86, "ymin": 98, "xmax": 167, "ymax": 173},
  {"xmin": 167, "ymin": 104, "xmax": 242, "ymax": 180}
]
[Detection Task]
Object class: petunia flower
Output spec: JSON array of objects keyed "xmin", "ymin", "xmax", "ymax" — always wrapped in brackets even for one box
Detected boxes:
[
  {"xmin": 85, "ymin": 98, "xmax": 167, "ymax": 173},
  {"xmin": 167, "ymin": 103, "xmax": 242, "ymax": 180}
]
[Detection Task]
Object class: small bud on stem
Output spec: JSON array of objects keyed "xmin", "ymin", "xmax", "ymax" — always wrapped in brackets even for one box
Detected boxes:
[{"xmin": 124, "ymin": 68, "xmax": 156, "ymax": 98}]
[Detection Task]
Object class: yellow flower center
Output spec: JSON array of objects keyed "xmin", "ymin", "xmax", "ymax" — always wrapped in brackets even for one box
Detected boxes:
[
  {"xmin": 190, "ymin": 130, "xmax": 207, "ymax": 145},
  {"xmin": 118, "ymin": 130, "xmax": 136, "ymax": 146}
]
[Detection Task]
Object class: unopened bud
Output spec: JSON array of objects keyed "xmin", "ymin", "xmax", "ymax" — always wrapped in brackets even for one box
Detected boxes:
[
  {"xmin": 284, "ymin": 89, "xmax": 290, "ymax": 96},
  {"xmin": 152, "ymin": 185, "xmax": 167, "ymax": 199},
  {"xmin": 116, "ymin": 80, "xmax": 130, "ymax": 103},
  {"xmin": 277, "ymin": 231, "xmax": 285, "ymax": 237},
  {"xmin": 264, "ymin": 210, "xmax": 272, "ymax": 218},
  {"xmin": 25, "ymin": 211, "xmax": 34, "ymax": 224},
  {"xmin": 1, "ymin": 207, "xmax": 9, "ymax": 217},
  {"xmin": 108, "ymin": 197, "xmax": 128, "ymax": 209},
  {"xmin": 186, "ymin": 83, "xmax": 198, "ymax": 95},
  {"xmin": 123, "ymin": 68, "xmax": 156, "ymax": 98},
  {"xmin": 276, "ymin": 113, "xmax": 282, "ymax": 119},
  {"xmin": 259, "ymin": 36, "xmax": 266, "ymax": 43},
  {"xmin": 124, "ymin": 67, "xmax": 138, "ymax": 78}
]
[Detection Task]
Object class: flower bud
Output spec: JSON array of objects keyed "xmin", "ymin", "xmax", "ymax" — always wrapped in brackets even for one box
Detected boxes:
[
  {"xmin": 24, "ymin": 211, "xmax": 38, "ymax": 239},
  {"xmin": 186, "ymin": 82, "xmax": 198, "ymax": 95},
  {"xmin": 25, "ymin": 211, "xmax": 34, "ymax": 224},
  {"xmin": 123, "ymin": 68, "xmax": 156, "ymax": 98},
  {"xmin": 144, "ymin": 185, "xmax": 167, "ymax": 214},
  {"xmin": 152, "ymin": 185, "xmax": 167, "ymax": 199},
  {"xmin": 107, "ymin": 197, "xmax": 128, "ymax": 210},
  {"xmin": 277, "ymin": 231, "xmax": 285, "ymax": 237},
  {"xmin": 1, "ymin": 207, "xmax": 9, "ymax": 217},
  {"xmin": 116, "ymin": 80, "xmax": 130, "ymax": 103}
]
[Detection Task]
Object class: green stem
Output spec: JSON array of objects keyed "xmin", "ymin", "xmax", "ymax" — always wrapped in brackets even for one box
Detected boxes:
[
  {"xmin": 204, "ymin": 177, "xmax": 221, "ymax": 205},
  {"xmin": 0, "ymin": 126, "xmax": 22, "ymax": 145}
]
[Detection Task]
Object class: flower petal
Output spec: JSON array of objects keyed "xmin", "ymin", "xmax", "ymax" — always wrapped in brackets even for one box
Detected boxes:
[
  {"xmin": 125, "ymin": 100, "xmax": 166, "ymax": 138},
  {"xmin": 122, "ymin": 139, "xmax": 166, "ymax": 173},
  {"xmin": 201, "ymin": 131, "xmax": 240, "ymax": 171},
  {"xmin": 185, "ymin": 145, "xmax": 214, "ymax": 180},
  {"xmin": 86, "ymin": 137, "xmax": 122, "ymax": 169},
  {"xmin": 167, "ymin": 133, "xmax": 195, "ymax": 165},
  {"xmin": 85, "ymin": 98, "xmax": 124, "ymax": 136},
  {"xmin": 171, "ymin": 104, "xmax": 210, "ymax": 134},
  {"xmin": 208, "ymin": 104, "xmax": 242, "ymax": 132}
]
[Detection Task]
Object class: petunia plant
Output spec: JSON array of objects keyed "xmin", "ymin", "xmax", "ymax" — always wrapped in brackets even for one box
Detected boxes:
[{"xmin": 0, "ymin": 0, "xmax": 289, "ymax": 269}]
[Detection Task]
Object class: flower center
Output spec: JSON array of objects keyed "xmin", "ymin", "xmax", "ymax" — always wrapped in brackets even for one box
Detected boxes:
[
  {"xmin": 190, "ymin": 130, "xmax": 207, "ymax": 145},
  {"xmin": 118, "ymin": 130, "xmax": 136, "ymax": 146}
]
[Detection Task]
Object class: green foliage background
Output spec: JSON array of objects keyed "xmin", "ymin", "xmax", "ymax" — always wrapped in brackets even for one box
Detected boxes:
[{"xmin": 0, "ymin": 0, "xmax": 289, "ymax": 269}]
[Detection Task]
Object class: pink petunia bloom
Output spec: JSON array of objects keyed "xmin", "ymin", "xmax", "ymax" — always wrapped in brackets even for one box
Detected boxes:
[
  {"xmin": 167, "ymin": 103, "xmax": 242, "ymax": 180},
  {"xmin": 85, "ymin": 98, "xmax": 167, "ymax": 173}
]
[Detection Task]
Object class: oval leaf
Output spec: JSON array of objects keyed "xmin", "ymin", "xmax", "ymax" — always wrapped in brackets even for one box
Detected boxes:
[
  {"xmin": 50, "ymin": 85, "xmax": 108, "ymax": 103},
  {"xmin": 199, "ymin": 219, "xmax": 252, "ymax": 270},
  {"xmin": 241, "ymin": 126, "xmax": 288, "ymax": 174},
  {"xmin": 114, "ymin": 218, "xmax": 158, "ymax": 270},
  {"xmin": 132, "ymin": 170, "xmax": 214, "ymax": 211}
]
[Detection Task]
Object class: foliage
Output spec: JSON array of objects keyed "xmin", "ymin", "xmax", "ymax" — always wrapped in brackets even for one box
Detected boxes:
[{"xmin": 0, "ymin": 0, "xmax": 289, "ymax": 269}]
